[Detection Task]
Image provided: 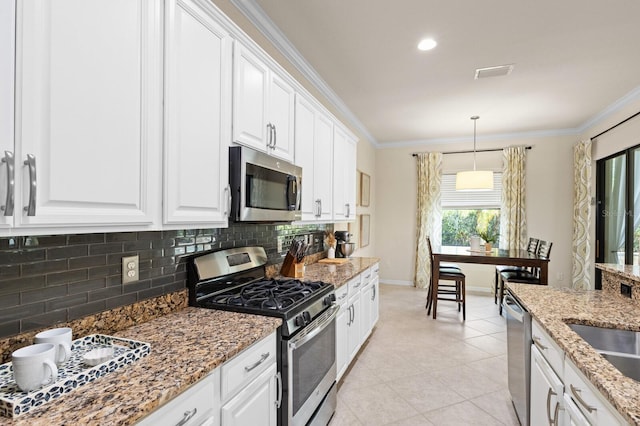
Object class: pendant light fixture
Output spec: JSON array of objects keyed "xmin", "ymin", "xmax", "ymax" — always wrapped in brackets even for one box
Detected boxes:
[{"xmin": 455, "ymin": 116, "xmax": 494, "ymax": 191}]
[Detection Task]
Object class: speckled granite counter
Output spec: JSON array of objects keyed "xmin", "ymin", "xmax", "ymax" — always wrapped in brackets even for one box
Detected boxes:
[
  {"xmin": 597, "ymin": 263, "xmax": 640, "ymax": 305},
  {"xmin": 507, "ymin": 283, "xmax": 640, "ymax": 425},
  {"xmin": 2, "ymin": 308, "xmax": 281, "ymax": 425},
  {"xmin": 275, "ymin": 257, "xmax": 379, "ymax": 288}
]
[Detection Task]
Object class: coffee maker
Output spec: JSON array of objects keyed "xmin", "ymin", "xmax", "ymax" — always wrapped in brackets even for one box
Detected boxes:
[{"xmin": 334, "ymin": 231, "xmax": 355, "ymax": 258}]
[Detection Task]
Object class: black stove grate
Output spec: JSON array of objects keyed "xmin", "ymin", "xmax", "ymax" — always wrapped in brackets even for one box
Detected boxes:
[{"xmin": 209, "ymin": 279, "xmax": 326, "ymax": 310}]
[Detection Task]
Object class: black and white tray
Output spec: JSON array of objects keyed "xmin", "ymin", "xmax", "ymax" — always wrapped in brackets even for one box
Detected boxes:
[{"xmin": 0, "ymin": 334, "xmax": 151, "ymax": 418}]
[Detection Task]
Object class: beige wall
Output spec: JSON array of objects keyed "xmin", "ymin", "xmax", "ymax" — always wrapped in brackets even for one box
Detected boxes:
[{"xmin": 375, "ymin": 134, "xmax": 575, "ymax": 291}]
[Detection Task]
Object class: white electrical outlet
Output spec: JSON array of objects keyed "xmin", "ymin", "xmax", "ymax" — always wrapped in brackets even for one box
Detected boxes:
[{"xmin": 122, "ymin": 255, "xmax": 139, "ymax": 284}]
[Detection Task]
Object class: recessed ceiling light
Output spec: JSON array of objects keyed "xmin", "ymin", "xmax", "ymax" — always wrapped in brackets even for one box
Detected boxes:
[{"xmin": 417, "ymin": 38, "xmax": 437, "ymax": 51}]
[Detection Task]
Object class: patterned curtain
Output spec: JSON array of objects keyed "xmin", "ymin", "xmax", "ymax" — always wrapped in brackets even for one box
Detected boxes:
[
  {"xmin": 414, "ymin": 152, "xmax": 443, "ymax": 289},
  {"xmin": 572, "ymin": 140, "xmax": 592, "ymax": 289},
  {"xmin": 500, "ymin": 146, "xmax": 527, "ymax": 250}
]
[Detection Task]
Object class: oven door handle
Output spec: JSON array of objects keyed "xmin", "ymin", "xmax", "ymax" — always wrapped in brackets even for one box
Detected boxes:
[{"xmin": 289, "ymin": 304, "xmax": 339, "ymax": 350}]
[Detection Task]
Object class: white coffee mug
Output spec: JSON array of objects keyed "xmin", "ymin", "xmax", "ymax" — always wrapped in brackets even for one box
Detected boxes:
[
  {"xmin": 34, "ymin": 327, "xmax": 72, "ymax": 365},
  {"xmin": 12, "ymin": 343, "xmax": 59, "ymax": 392}
]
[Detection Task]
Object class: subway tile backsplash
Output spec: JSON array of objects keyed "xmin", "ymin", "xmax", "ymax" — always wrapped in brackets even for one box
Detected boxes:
[{"xmin": 0, "ymin": 222, "xmax": 331, "ymax": 339}]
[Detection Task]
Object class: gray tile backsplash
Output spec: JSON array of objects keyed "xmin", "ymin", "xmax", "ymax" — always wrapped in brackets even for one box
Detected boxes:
[{"xmin": 0, "ymin": 222, "xmax": 330, "ymax": 339}]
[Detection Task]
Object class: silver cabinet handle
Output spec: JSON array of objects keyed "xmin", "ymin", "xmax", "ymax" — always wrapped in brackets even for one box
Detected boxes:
[
  {"xmin": 338, "ymin": 292, "xmax": 347, "ymax": 300},
  {"xmin": 315, "ymin": 199, "xmax": 321, "ymax": 217},
  {"xmin": 345, "ymin": 203, "xmax": 350, "ymax": 218},
  {"xmin": 371, "ymin": 285, "xmax": 376, "ymax": 301},
  {"xmin": 23, "ymin": 154, "xmax": 36, "ymax": 216},
  {"xmin": 224, "ymin": 184, "xmax": 231, "ymax": 217},
  {"xmin": 570, "ymin": 384, "xmax": 596, "ymax": 413},
  {"xmin": 272, "ymin": 124, "xmax": 277, "ymax": 148},
  {"xmin": 532, "ymin": 336, "xmax": 548, "ymax": 350},
  {"xmin": 318, "ymin": 199, "xmax": 322, "ymax": 217},
  {"xmin": 244, "ymin": 352, "xmax": 269, "ymax": 372},
  {"xmin": 175, "ymin": 408, "xmax": 197, "ymax": 426},
  {"xmin": 275, "ymin": 371, "xmax": 283, "ymax": 408},
  {"xmin": 546, "ymin": 387, "xmax": 557, "ymax": 425},
  {"xmin": 1, "ymin": 151, "xmax": 14, "ymax": 216}
]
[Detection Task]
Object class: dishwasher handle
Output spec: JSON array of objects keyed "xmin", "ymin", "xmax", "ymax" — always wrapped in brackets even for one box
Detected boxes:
[{"xmin": 502, "ymin": 293, "xmax": 524, "ymax": 323}]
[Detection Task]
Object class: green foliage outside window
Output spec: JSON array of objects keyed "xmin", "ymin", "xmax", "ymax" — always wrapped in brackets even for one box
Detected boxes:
[{"xmin": 442, "ymin": 209, "xmax": 501, "ymax": 247}]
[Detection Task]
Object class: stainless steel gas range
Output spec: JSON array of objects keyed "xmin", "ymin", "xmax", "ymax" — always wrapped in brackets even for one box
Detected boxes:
[{"xmin": 187, "ymin": 246, "xmax": 337, "ymax": 426}]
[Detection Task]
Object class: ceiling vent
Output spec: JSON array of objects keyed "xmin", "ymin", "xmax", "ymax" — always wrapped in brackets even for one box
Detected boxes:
[{"xmin": 474, "ymin": 64, "xmax": 514, "ymax": 79}]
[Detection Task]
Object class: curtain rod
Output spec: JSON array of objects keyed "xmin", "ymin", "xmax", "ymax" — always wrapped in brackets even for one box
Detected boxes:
[
  {"xmin": 590, "ymin": 111, "xmax": 640, "ymax": 140},
  {"xmin": 411, "ymin": 146, "xmax": 532, "ymax": 157}
]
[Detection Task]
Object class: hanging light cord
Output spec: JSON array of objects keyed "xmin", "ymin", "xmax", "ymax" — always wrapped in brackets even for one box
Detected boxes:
[{"xmin": 471, "ymin": 116, "xmax": 479, "ymax": 171}]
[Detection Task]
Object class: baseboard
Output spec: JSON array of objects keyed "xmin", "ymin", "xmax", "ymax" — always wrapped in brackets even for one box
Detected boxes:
[{"xmin": 379, "ymin": 280, "xmax": 413, "ymax": 286}]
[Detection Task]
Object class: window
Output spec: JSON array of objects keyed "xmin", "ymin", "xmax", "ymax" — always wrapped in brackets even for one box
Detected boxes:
[{"xmin": 441, "ymin": 173, "xmax": 502, "ymax": 247}]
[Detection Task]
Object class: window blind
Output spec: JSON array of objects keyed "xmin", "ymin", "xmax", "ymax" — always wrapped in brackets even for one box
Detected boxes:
[{"xmin": 441, "ymin": 173, "xmax": 502, "ymax": 209}]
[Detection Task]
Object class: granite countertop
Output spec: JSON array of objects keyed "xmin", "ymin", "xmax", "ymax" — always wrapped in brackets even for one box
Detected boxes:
[
  {"xmin": 287, "ymin": 257, "xmax": 379, "ymax": 288},
  {"xmin": 4, "ymin": 308, "xmax": 281, "ymax": 426},
  {"xmin": 507, "ymin": 283, "xmax": 640, "ymax": 425},
  {"xmin": 596, "ymin": 263, "xmax": 640, "ymax": 281}
]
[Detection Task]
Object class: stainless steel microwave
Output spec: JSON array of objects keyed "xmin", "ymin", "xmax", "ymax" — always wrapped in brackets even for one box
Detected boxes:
[{"xmin": 229, "ymin": 146, "xmax": 302, "ymax": 222}]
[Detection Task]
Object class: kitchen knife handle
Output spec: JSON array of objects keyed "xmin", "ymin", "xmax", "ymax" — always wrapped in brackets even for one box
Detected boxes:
[
  {"xmin": 1, "ymin": 151, "xmax": 14, "ymax": 216},
  {"xmin": 24, "ymin": 154, "xmax": 36, "ymax": 216}
]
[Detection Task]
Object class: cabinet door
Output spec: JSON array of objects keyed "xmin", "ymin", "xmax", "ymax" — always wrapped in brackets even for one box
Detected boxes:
[
  {"xmin": 530, "ymin": 345, "xmax": 563, "ymax": 426},
  {"xmin": 335, "ymin": 302, "xmax": 349, "ymax": 381},
  {"xmin": 370, "ymin": 276, "xmax": 380, "ymax": 327},
  {"xmin": 233, "ymin": 43, "xmax": 268, "ymax": 152},
  {"xmin": 332, "ymin": 127, "xmax": 348, "ymax": 220},
  {"xmin": 359, "ymin": 281, "xmax": 373, "ymax": 341},
  {"xmin": 0, "ymin": 0, "xmax": 14, "ymax": 231},
  {"xmin": 221, "ymin": 363, "xmax": 277, "ymax": 426},
  {"xmin": 164, "ymin": 0, "xmax": 231, "ymax": 226},
  {"xmin": 14, "ymin": 0, "xmax": 162, "ymax": 228},
  {"xmin": 345, "ymin": 134, "xmax": 357, "ymax": 218},
  {"xmin": 267, "ymin": 73, "xmax": 295, "ymax": 162},
  {"xmin": 313, "ymin": 112, "xmax": 333, "ymax": 221},
  {"xmin": 347, "ymin": 294, "xmax": 361, "ymax": 360},
  {"xmin": 294, "ymin": 95, "xmax": 317, "ymax": 221}
]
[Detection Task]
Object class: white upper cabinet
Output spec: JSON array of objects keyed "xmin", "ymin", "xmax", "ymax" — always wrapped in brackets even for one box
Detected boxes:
[
  {"xmin": 233, "ymin": 42, "xmax": 295, "ymax": 162},
  {"xmin": 6, "ymin": 0, "xmax": 162, "ymax": 234},
  {"xmin": 332, "ymin": 126, "xmax": 357, "ymax": 221},
  {"xmin": 0, "ymin": 0, "xmax": 15, "ymax": 231},
  {"xmin": 295, "ymin": 94, "xmax": 332, "ymax": 222},
  {"xmin": 164, "ymin": 0, "xmax": 232, "ymax": 227}
]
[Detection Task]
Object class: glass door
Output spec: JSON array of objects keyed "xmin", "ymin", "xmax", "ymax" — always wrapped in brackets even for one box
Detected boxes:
[{"xmin": 596, "ymin": 145, "xmax": 640, "ymax": 287}]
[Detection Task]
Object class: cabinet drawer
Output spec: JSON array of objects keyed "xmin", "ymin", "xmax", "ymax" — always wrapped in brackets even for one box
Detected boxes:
[
  {"xmin": 335, "ymin": 283, "xmax": 349, "ymax": 306},
  {"xmin": 348, "ymin": 275, "xmax": 363, "ymax": 297},
  {"xmin": 564, "ymin": 358, "xmax": 626, "ymax": 425},
  {"xmin": 532, "ymin": 319, "xmax": 564, "ymax": 376},
  {"xmin": 137, "ymin": 369, "xmax": 219, "ymax": 426},
  {"xmin": 221, "ymin": 333, "xmax": 276, "ymax": 401},
  {"xmin": 361, "ymin": 267, "xmax": 373, "ymax": 285},
  {"xmin": 370, "ymin": 263, "xmax": 380, "ymax": 281}
]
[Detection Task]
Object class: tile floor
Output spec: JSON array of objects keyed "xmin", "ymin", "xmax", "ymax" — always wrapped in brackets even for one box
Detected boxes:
[{"xmin": 330, "ymin": 284, "xmax": 520, "ymax": 426}]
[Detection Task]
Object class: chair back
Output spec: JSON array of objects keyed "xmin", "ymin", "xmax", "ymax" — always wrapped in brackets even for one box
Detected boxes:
[
  {"xmin": 537, "ymin": 240, "xmax": 553, "ymax": 259},
  {"xmin": 526, "ymin": 238, "xmax": 540, "ymax": 254},
  {"xmin": 426, "ymin": 236, "xmax": 434, "ymax": 260}
]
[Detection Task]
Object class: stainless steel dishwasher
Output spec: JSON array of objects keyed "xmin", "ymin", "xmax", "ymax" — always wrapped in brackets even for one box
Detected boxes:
[{"xmin": 503, "ymin": 289, "xmax": 531, "ymax": 426}]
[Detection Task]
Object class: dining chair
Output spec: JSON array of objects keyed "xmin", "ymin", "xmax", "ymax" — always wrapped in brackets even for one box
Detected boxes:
[
  {"xmin": 425, "ymin": 237, "xmax": 466, "ymax": 320},
  {"xmin": 493, "ymin": 237, "xmax": 539, "ymax": 304},
  {"xmin": 498, "ymin": 240, "xmax": 553, "ymax": 314}
]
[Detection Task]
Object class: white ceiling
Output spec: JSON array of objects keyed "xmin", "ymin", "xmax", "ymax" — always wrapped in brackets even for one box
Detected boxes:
[{"xmin": 238, "ymin": 0, "xmax": 640, "ymax": 145}]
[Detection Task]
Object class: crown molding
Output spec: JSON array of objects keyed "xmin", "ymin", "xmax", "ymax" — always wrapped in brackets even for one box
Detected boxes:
[{"xmin": 229, "ymin": 0, "xmax": 378, "ymax": 146}]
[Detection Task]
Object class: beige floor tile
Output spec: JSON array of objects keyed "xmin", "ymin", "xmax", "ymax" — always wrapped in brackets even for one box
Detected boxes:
[
  {"xmin": 339, "ymin": 382, "xmax": 420, "ymax": 425},
  {"xmin": 465, "ymin": 334, "xmax": 508, "ymax": 356},
  {"xmin": 386, "ymin": 372, "xmax": 466, "ymax": 413},
  {"xmin": 329, "ymin": 396, "xmax": 363, "ymax": 426},
  {"xmin": 423, "ymin": 400, "xmax": 506, "ymax": 425},
  {"xmin": 387, "ymin": 414, "xmax": 435, "ymax": 425},
  {"xmin": 470, "ymin": 389, "xmax": 520, "ymax": 425}
]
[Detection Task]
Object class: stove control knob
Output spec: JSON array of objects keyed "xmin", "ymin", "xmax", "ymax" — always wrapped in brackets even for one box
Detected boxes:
[
  {"xmin": 323, "ymin": 294, "xmax": 336, "ymax": 306},
  {"xmin": 303, "ymin": 311, "xmax": 312, "ymax": 323},
  {"xmin": 295, "ymin": 312, "xmax": 311, "ymax": 327}
]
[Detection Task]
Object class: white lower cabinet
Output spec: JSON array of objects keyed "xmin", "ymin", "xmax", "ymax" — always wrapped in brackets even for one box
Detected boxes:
[
  {"xmin": 221, "ymin": 363, "xmax": 277, "ymax": 426},
  {"xmin": 531, "ymin": 345, "xmax": 564, "ymax": 426},
  {"xmin": 335, "ymin": 263, "xmax": 380, "ymax": 382},
  {"xmin": 137, "ymin": 369, "xmax": 220, "ymax": 426}
]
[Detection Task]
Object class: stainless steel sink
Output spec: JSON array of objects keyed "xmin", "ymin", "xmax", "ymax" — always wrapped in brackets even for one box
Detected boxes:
[
  {"xmin": 568, "ymin": 323, "xmax": 640, "ymax": 382},
  {"xmin": 568, "ymin": 323, "xmax": 640, "ymax": 355}
]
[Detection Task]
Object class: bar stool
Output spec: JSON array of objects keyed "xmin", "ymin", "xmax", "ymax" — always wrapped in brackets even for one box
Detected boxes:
[{"xmin": 494, "ymin": 237, "xmax": 539, "ymax": 304}]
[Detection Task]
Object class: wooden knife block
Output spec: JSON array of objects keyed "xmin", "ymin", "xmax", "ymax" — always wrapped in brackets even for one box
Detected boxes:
[{"xmin": 280, "ymin": 252, "xmax": 305, "ymax": 278}]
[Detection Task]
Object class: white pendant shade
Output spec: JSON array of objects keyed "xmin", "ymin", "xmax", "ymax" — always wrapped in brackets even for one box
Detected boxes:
[{"xmin": 455, "ymin": 170, "xmax": 494, "ymax": 191}]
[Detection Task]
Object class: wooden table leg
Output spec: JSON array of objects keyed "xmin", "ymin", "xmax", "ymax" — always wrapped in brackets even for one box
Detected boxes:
[{"xmin": 539, "ymin": 261, "xmax": 549, "ymax": 285}]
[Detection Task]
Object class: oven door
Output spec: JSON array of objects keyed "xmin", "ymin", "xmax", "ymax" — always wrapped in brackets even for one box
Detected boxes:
[{"xmin": 287, "ymin": 304, "xmax": 338, "ymax": 426}]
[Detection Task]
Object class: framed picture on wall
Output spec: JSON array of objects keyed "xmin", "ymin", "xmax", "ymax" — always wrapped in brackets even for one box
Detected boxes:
[
  {"xmin": 360, "ymin": 173, "xmax": 370, "ymax": 207},
  {"xmin": 360, "ymin": 214, "xmax": 370, "ymax": 248},
  {"xmin": 348, "ymin": 216, "xmax": 360, "ymax": 249}
]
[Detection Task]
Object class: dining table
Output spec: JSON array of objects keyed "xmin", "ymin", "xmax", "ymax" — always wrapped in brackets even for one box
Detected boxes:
[{"xmin": 430, "ymin": 246, "xmax": 550, "ymax": 319}]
